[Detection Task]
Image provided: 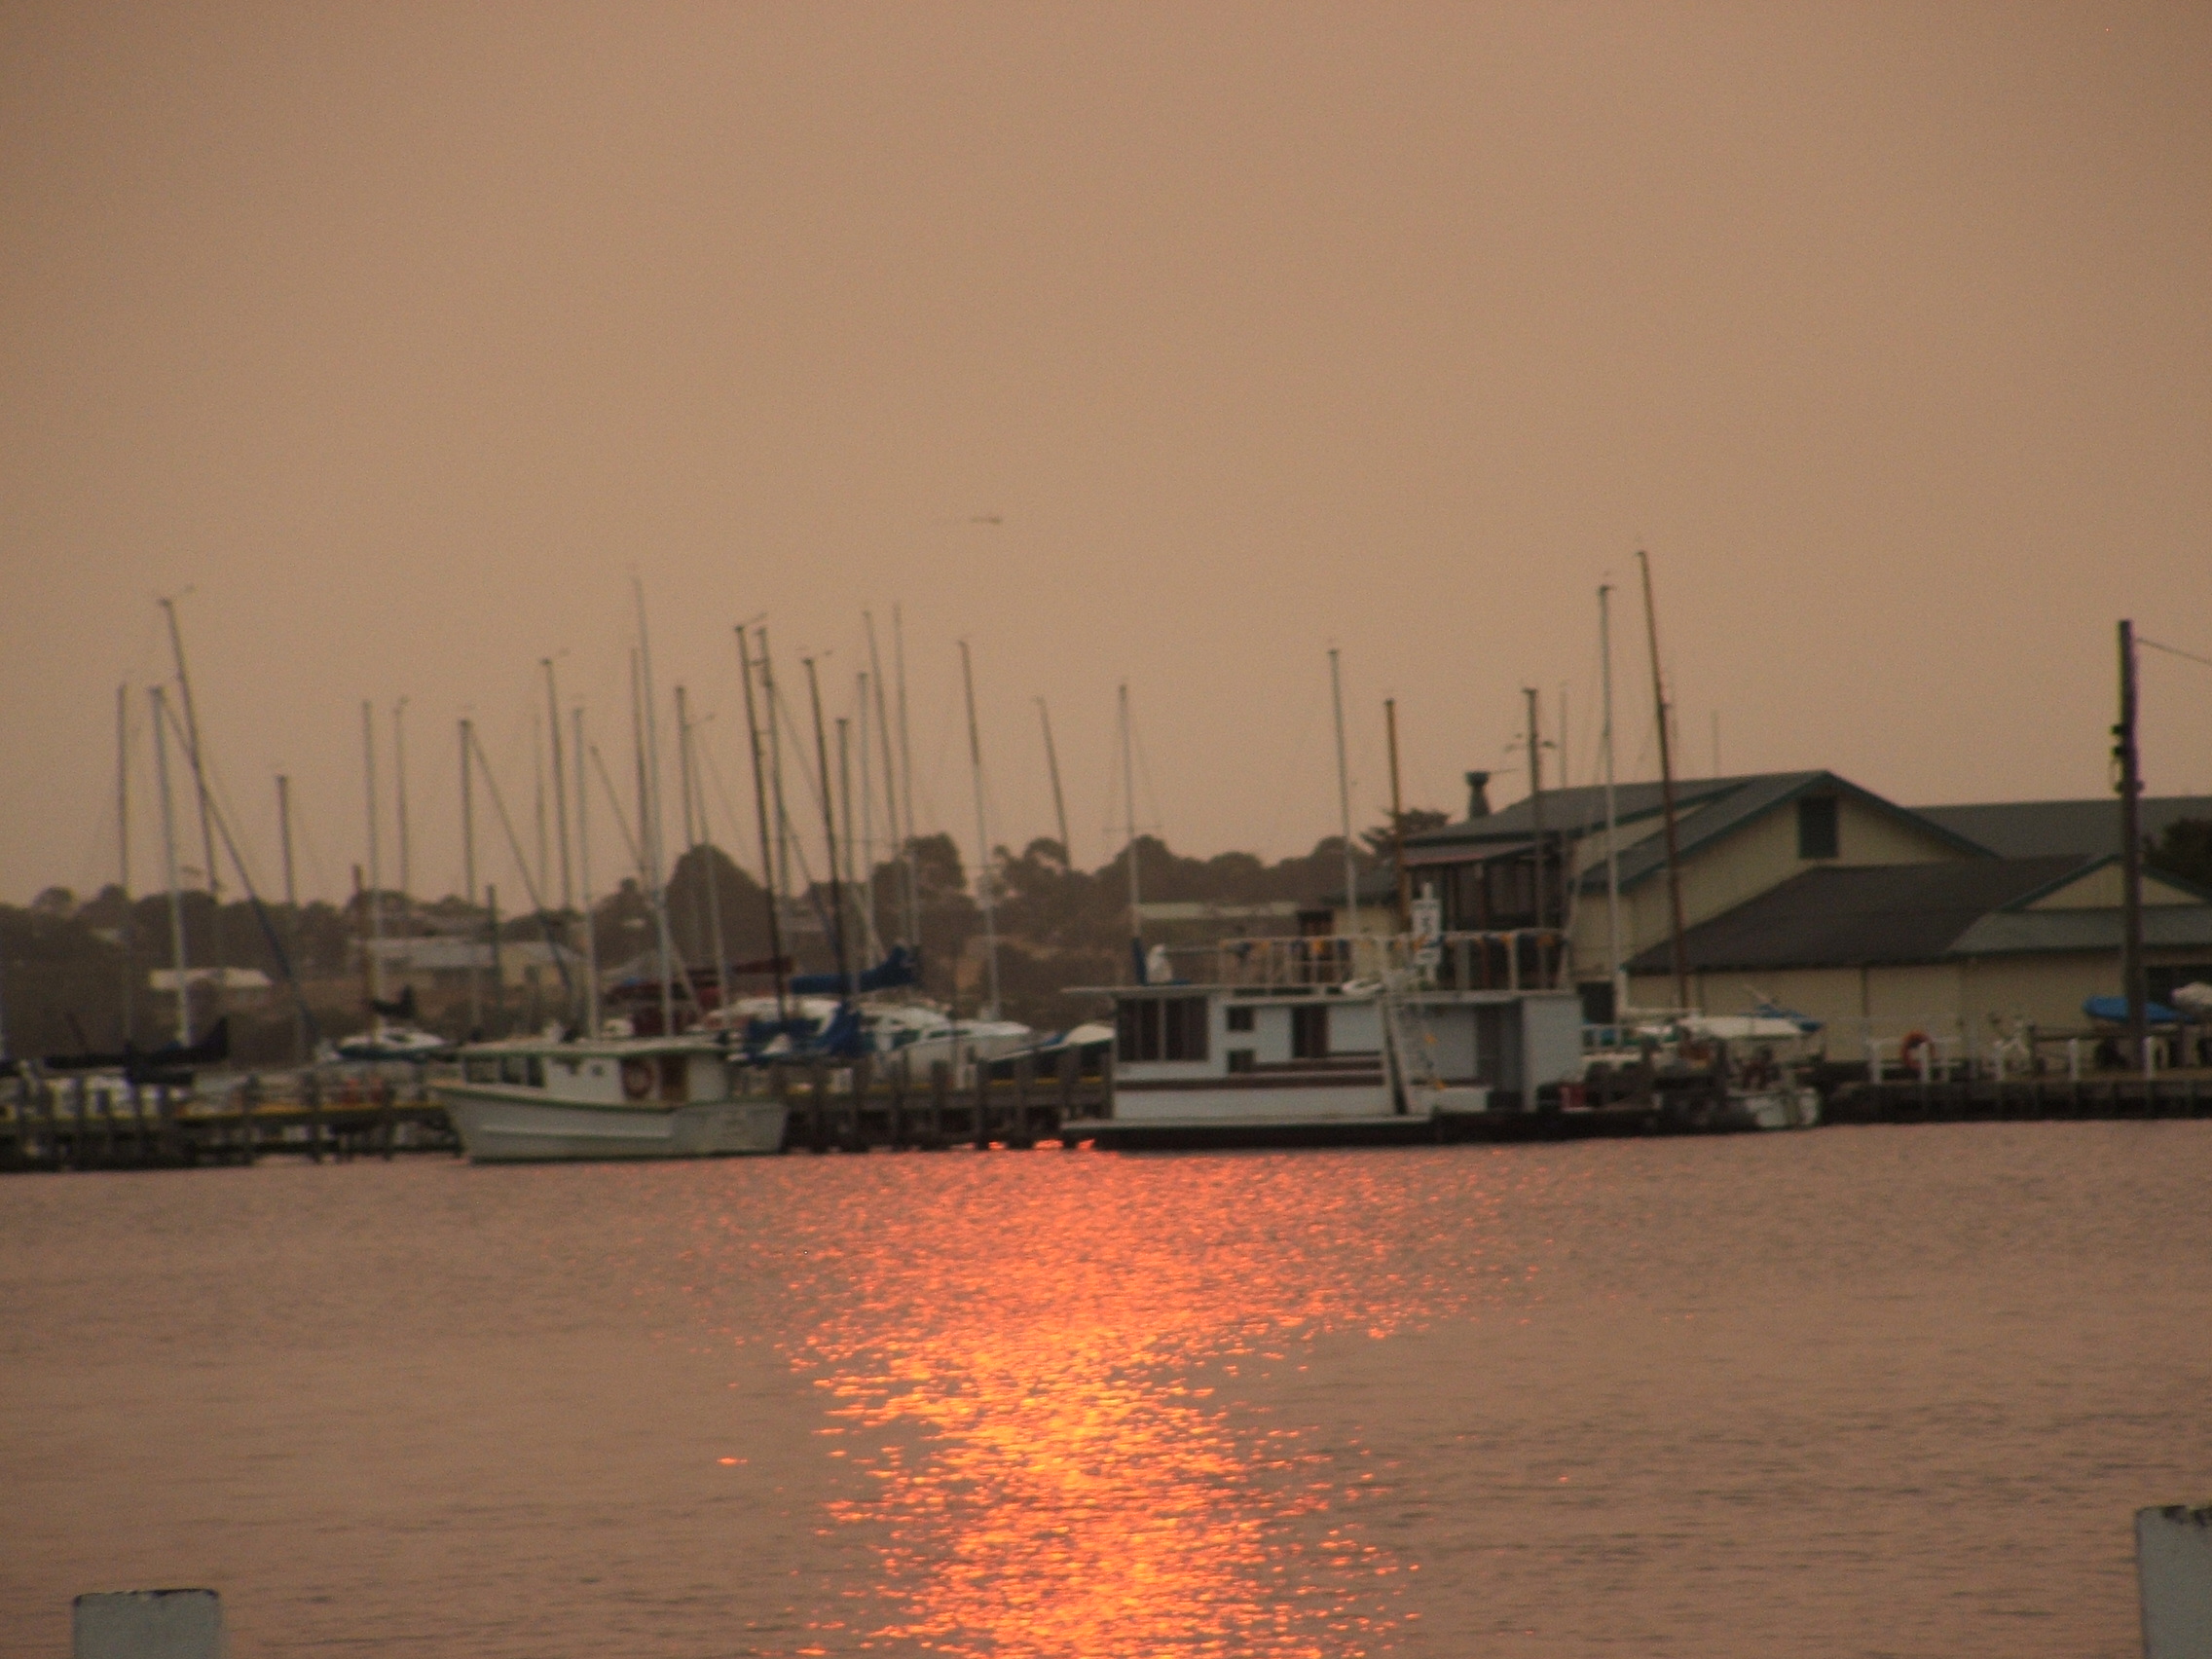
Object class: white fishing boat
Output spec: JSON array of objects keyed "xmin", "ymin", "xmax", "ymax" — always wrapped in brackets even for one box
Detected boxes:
[
  {"xmin": 434, "ymin": 1033, "xmax": 786, "ymax": 1162},
  {"xmin": 1580, "ymin": 1012, "xmax": 1822, "ymax": 1130}
]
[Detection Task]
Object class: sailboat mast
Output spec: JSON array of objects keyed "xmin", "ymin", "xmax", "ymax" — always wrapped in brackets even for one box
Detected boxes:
[
  {"xmin": 757, "ymin": 628, "xmax": 793, "ymax": 918},
  {"xmin": 836, "ymin": 714, "xmax": 857, "ymax": 949},
  {"xmin": 276, "ymin": 772, "xmax": 300, "ymax": 1060},
  {"xmin": 865, "ymin": 613, "xmax": 904, "ymax": 947},
  {"xmin": 1638, "ymin": 549, "xmax": 1690, "ymax": 1009},
  {"xmin": 1120, "ymin": 682, "xmax": 1141, "ymax": 978},
  {"xmin": 460, "ymin": 718, "xmax": 480, "ymax": 1032},
  {"xmin": 151, "ymin": 686, "xmax": 191, "ymax": 1045},
  {"xmin": 573, "ymin": 705, "xmax": 601, "ymax": 1038},
  {"xmin": 803, "ymin": 656, "xmax": 851, "ymax": 993},
  {"xmin": 633, "ymin": 581, "xmax": 676, "ymax": 1036},
  {"xmin": 1330, "ymin": 650, "xmax": 1360, "ymax": 940},
  {"xmin": 1384, "ymin": 698, "xmax": 1409, "ymax": 930},
  {"xmin": 362, "ymin": 700, "xmax": 385, "ymax": 1008},
  {"xmin": 735, "ymin": 626, "xmax": 789, "ymax": 1018},
  {"xmin": 158, "ymin": 597, "xmax": 220, "ymax": 907},
  {"xmin": 1524, "ymin": 687, "xmax": 1546, "ymax": 937},
  {"xmin": 1038, "ymin": 697, "xmax": 1071, "ymax": 866},
  {"xmin": 959, "ymin": 642, "xmax": 1000, "ymax": 1018},
  {"xmin": 393, "ymin": 698, "xmax": 412, "ymax": 934},
  {"xmin": 545, "ymin": 658, "xmax": 572, "ymax": 914},
  {"xmin": 1598, "ymin": 585, "xmax": 1625, "ymax": 1015},
  {"xmin": 893, "ymin": 605, "xmax": 920, "ymax": 948}
]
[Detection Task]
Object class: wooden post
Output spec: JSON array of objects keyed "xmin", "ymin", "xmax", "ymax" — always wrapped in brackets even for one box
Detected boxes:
[
  {"xmin": 376, "ymin": 1075, "xmax": 395, "ymax": 1160},
  {"xmin": 73, "ymin": 1075, "xmax": 92, "ymax": 1170},
  {"xmin": 809, "ymin": 1062, "xmax": 830, "ymax": 1153},
  {"xmin": 886, "ymin": 1055, "xmax": 906, "ymax": 1150},
  {"xmin": 40, "ymin": 1076, "xmax": 60, "ymax": 1171},
  {"xmin": 1057, "ymin": 1047, "xmax": 1079, "ymax": 1145},
  {"xmin": 849, "ymin": 1055, "xmax": 871, "ymax": 1152},
  {"xmin": 305, "ymin": 1070, "xmax": 324, "ymax": 1163},
  {"xmin": 930, "ymin": 1059, "xmax": 951, "ymax": 1148},
  {"xmin": 129, "ymin": 1078, "xmax": 148, "ymax": 1164},
  {"xmin": 155, "ymin": 1084, "xmax": 176, "ymax": 1164},
  {"xmin": 973, "ymin": 1057, "xmax": 992, "ymax": 1149},
  {"xmin": 1012, "ymin": 1054, "xmax": 1033, "ymax": 1147},
  {"xmin": 238, "ymin": 1075, "xmax": 260, "ymax": 1164}
]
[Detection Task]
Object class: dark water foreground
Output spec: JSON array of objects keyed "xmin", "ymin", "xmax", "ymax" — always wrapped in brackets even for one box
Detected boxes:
[{"xmin": 4, "ymin": 1124, "xmax": 2206, "ymax": 1656}]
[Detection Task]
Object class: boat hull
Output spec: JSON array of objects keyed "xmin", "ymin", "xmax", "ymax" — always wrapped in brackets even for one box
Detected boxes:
[{"xmin": 438, "ymin": 1088, "xmax": 788, "ymax": 1163}]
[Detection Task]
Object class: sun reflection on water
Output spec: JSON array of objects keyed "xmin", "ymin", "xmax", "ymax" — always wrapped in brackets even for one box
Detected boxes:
[{"xmin": 686, "ymin": 1149, "xmax": 1552, "ymax": 1656}]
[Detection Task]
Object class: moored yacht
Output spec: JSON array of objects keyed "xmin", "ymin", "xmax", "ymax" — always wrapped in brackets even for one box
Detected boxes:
[{"xmin": 434, "ymin": 1033, "xmax": 785, "ymax": 1162}]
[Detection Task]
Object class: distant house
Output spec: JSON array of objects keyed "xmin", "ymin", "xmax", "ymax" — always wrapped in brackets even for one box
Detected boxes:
[
  {"xmin": 1621, "ymin": 855, "xmax": 2212, "ymax": 1042},
  {"xmin": 1401, "ymin": 769, "xmax": 1985, "ymax": 1014}
]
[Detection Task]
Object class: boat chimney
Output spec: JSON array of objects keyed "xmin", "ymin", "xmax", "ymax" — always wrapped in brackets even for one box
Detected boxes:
[{"xmin": 1464, "ymin": 770, "xmax": 1493, "ymax": 820}]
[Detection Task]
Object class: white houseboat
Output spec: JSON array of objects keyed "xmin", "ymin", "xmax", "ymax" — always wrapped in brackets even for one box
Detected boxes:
[
  {"xmin": 434, "ymin": 1034, "xmax": 786, "ymax": 1162},
  {"xmin": 1063, "ymin": 934, "xmax": 1586, "ymax": 1149}
]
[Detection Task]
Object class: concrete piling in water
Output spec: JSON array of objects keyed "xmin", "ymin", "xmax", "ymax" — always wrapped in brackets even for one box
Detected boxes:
[
  {"xmin": 73, "ymin": 1589, "xmax": 222, "ymax": 1658},
  {"xmin": 2138, "ymin": 1503, "xmax": 2212, "ymax": 1658}
]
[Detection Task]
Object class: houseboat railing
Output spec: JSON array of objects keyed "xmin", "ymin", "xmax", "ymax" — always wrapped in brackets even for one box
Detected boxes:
[{"xmin": 1185, "ymin": 931, "xmax": 1572, "ymax": 991}]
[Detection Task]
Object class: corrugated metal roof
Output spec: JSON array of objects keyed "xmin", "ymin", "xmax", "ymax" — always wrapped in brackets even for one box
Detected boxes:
[
  {"xmin": 1624, "ymin": 858, "xmax": 2088, "ymax": 973},
  {"xmin": 1913, "ymin": 795, "xmax": 2212, "ymax": 860},
  {"xmin": 1951, "ymin": 904, "xmax": 2212, "ymax": 957}
]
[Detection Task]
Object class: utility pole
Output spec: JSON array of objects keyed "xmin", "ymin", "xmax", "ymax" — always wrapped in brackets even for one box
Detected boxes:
[
  {"xmin": 1599, "ymin": 584, "xmax": 1625, "ymax": 1018},
  {"xmin": 1639, "ymin": 550, "xmax": 1691, "ymax": 1010},
  {"xmin": 2118, "ymin": 619, "xmax": 2148, "ymax": 1074},
  {"xmin": 393, "ymin": 698, "xmax": 412, "ymax": 937},
  {"xmin": 117, "ymin": 683, "xmax": 134, "ymax": 1045},
  {"xmin": 573, "ymin": 705, "xmax": 600, "ymax": 1038},
  {"xmin": 362, "ymin": 700, "xmax": 384, "ymax": 1008}
]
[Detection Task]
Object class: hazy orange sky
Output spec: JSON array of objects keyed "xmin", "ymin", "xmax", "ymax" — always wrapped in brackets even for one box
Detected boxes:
[{"xmin": 4, "ymin": 2, "xmax": 2206, "ymax": 906}]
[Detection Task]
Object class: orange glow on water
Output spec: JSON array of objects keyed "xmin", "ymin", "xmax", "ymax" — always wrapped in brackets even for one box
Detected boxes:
[{"xmin": 685, "ymin": 1150, "xmax": 1547, "ymax": 1656}]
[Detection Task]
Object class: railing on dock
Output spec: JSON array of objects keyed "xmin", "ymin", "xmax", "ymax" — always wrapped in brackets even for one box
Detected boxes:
[{"xmin": 1196, "ymin": 931, "xmax": 1571, "ymax": 992}]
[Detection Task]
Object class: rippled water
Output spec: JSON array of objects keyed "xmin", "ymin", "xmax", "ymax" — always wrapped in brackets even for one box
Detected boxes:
[{"xmin": 4, "ymin": 1124, "xmax": 2207, "ymax": 1655}]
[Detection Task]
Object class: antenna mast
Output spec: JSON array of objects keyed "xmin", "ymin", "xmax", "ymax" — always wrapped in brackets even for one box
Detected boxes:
[{"xmin": 1638, "ymin": 550, "xmax": 1690, "ymax": 1009}]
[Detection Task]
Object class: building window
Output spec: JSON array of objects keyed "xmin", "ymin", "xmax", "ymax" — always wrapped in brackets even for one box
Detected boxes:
[
  {"xmin": 1118, "ymin": 996, "xmax": 1208, "ymax": 1062},
  {"xmin": 1291, "ymin": 1004, "xmax": 1329, "ymax": 1060},
  {"xmin": 1797, "ymin": 796, "xmax": 1839, "ymax": 860},
  {"xmin": 1227, "ymin": 1049, "xmax": 1255, "ymax": 1073},
  {"xmin": 1226, "ymin": 1006, "xmax": 1254, "ymax": 1033}
]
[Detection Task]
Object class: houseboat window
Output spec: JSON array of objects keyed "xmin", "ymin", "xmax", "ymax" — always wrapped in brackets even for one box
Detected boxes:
[
  {"xmin": 1117, "ymin": 996, "xmax": 1208, "ymax": 1063},
  {"xmin": 528, "ymin": 1055, "xmax": 545, "ymax": 1088},
  {"xmin": 1798, "ymin": 795, "xmax": 1839, "ymax": 860},
  {"xmin": 499, "ymin": 1054, "xmax": 530, "ymax": 1087},
  {"xmin": 1225, "ymin": 1006, "xmax": 1254, "ymax": 1033},
  {"xmin": 464, "ymin": 1057, "xmax": 498, "ymax": 1085},
  {"xmin": 1291, "ymin": 1003, "xmax": 1329, "ymax": 1060},
  {"xmin": 1161, "ymin": 996, "xmax": 1207, "ymax": 1061},
  {"xmin": 1227, "ymin": 1049, "xmax": 1255, "ymax": 1074}
]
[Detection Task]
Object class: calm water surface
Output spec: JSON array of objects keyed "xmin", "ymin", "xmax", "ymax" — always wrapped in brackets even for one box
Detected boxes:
[{"xmin": 4, "ymin": 1124, "xmax": 2207, "ymax": 1655}]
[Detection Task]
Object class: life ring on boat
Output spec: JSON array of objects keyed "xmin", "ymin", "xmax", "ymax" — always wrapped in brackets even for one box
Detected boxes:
[
  {"xmin": 1899, "ymin": 1030, "xmax": 1934, "ymax": 1069},
  {"xmin": 621, "ymin": 1058, "xmax": 654, "ymax": 1100}
]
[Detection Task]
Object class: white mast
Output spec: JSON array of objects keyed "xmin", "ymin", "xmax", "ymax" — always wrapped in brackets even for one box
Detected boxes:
[
  {"xmin": 461, "ymin": 718, "xmax": 480, "ymax": 1032},
  {"xmin": 1329, "ymin": 649, "xmax": 1360, "ymax": 939},
  {"xmin": 959, "ymin": 642, "xmax": 1001, "ymax": 1018},
  {"xmin": 545, "ymin": 657, "xmax": 572, "ymax": 915},
  {"xmin": 864, "ymin": 613, "xmax": 904, "ymax": 947},
  {"xmin": 1120, "ymin": 682, "xmax": 1141, "ymax": 978},
  {"xmin": 1599, "ymin": 583, "xmax": 1625, "ymax": 1016},
  {"xmin": 634, "ymin": 579, "xmax": 677, "ymax": 1035},
  {"xmin": 573, "ymin": 705, "xmax": 601, "ymax": 1037},
  {"xmin": 151, "ymin": 686, "xmax": 192, "ymax": 1044},
  {"xmin": 362, "ymin": 699, "xmax": 385, "ymax": 1009},
  {"xmin": 393, "ymin": 697, "xmax": 412, "ymax": 933},
  {"xmin": 117, "ymin": 683, "xmax": 134, "ymax": 1044},
  {"xmin": 1038, "ymin": 697, "xmax": 1071, "ymax": 866},
  {"xmin": 892, "ymin": 604, "xmax": 920, "ymax": 948}
]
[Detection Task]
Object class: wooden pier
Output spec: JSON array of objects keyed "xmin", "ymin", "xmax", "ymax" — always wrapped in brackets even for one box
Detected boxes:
[
  {"xmin": 0, "ymin": 1051, "xmax": 1113, "ymax": 1172},
  {"xmin": 1825, "ymin": 1073, "xmax": 2212, "ymax": 1125}
]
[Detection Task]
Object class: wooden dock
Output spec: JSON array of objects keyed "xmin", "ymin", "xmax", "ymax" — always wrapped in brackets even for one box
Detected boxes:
[
  {"xmin": 1825, "ymin": 1073, "xmax": 2212, "ymax": 1125},
  {"xmin": 0, "ymin": 1052, "xmax": 1113, "ymax": 1172}
]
